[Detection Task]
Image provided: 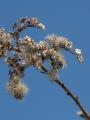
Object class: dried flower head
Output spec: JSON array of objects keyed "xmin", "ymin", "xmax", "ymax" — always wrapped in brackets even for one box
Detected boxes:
[
  {"xmin": 0, "ymin": 18, "xmax": 84, "ymax": 100},
  {"xmin": 7, "ymin": 80, "xmax": 29, "ymax": 100},
  {"xmin": 74, "ymin": 49, "xmax": 84, "ymax": 63},
  {"xmin": 46, "ymin": 35, "xmax": 73, "ymax": 49},
  {"xmin": 0, "ymin": 28, "xmax": 12, "ymax": 57}
]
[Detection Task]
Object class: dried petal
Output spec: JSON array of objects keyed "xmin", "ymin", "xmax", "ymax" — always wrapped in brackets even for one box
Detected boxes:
[{"xmin": 74, "ymin": 49, "xmax": 84, "ymax": 63}]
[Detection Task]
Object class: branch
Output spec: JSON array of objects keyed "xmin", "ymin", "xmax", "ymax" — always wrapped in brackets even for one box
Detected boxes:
[{"xmin": 52, "ymin": 78, "xmax": 90, "ymax": 120}]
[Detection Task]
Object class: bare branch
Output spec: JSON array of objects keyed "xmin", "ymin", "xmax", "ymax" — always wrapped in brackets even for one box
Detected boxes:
[{"xmin": 52, "ymin": 79, "xmax": 90, "ymax": 120}]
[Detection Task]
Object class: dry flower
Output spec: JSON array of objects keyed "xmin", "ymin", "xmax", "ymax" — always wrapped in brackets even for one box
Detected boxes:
[
  {"xmin": 74, "ymin": 49, "xmax": 84, "ymax": 63},
  {"xmin": 0, "ymin": 28, "xmax": 12, "ymax": 57},
  {"xmin": 0, "ymin": 18, "xmax": 84, "ymax": 100}
]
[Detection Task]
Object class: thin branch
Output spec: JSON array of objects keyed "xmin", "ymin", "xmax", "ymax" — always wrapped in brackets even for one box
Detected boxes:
[
  {"xmin": 39, "ymin": 65, "xmax": 90, "ymax": 120},
  {"xmin": 52, "ymin": 79, "xmax": 90, "ymax": 120},
  {"xmin": 38, "ymin": 64, "xmax": 90, "ymax": 120}
]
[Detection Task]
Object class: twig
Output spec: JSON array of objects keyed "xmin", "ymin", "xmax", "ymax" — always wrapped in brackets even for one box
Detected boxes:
[
  {"xmin": 38, "ymin": 65, "xmax": 90, "ymax": 120},
  {"xmin": 52, "ymin": 79, "xmax": 90, "ymax": 120},
  {"xmin": 40, "ymin": 65, "xmax": 90, "ymax": 119}
]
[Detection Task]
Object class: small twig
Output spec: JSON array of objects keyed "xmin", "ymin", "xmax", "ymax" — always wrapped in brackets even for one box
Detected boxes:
[
  {"xmin": 40, "ymin": 66, "xmax": 90, "ymax": 119},
  {"xmin": 52, "ymin": 79, "xmax": 90, "ymax": 120}
]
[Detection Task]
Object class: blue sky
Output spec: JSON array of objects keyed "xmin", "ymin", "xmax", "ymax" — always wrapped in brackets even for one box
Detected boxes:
[{"xmin": 0, "ymin": 0, "xmax": 90, "ymax": 120}]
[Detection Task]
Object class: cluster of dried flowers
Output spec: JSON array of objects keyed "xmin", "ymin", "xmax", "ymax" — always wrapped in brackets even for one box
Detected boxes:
[{"xmin": 0, "ymin": 17, "xmax": 84, "ymax": 100}]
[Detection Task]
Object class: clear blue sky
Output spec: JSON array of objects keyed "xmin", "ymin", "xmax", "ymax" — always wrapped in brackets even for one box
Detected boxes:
[{"xmin": 0, "ymin": 0, "xmax": 90, "ymax": 120}]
